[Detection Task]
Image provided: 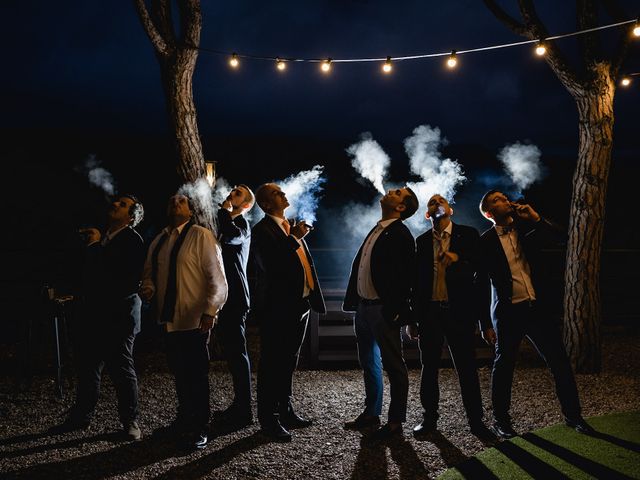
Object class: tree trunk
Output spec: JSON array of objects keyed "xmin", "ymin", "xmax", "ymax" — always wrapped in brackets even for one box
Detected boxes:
[
  {"xmin": 161, "ymin": 57, "xmax": 204, "ymax": 184},
  {"xmin": 563, "ymin": 63, "xmax": 614, "ymax": 373}
]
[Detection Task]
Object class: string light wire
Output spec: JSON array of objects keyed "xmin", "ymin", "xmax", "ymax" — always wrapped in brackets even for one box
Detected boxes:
[{"xmin": 191, "ymin": 19, "xmax": 637, "ymax": 66}]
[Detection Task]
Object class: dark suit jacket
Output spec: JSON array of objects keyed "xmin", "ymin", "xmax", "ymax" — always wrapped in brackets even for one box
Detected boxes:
[
  {"xmin": 217, "ymin": 209, "xmax": 251, "ymax": 312},
  {"xmin": 82, "ymin": 226, "xmax": 145, "ymax": 335},
  {"xmin": 480, "ymin": 217, "xmax": 564, "ymax": 322},
  {"xmin": 250, "ymin": 215, "xmax": 326, "ymax": 315},
  {"xmin": 414, "ymin": 222, "xmax": 491, "ymax": 331},
  {"xmin": 343, "ymin": 219, "xmax": 415, "ymax": 325}
]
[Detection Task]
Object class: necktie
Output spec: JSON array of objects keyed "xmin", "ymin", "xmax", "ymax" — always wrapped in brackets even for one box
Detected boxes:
[
  {"xmin": 282, "ymin": 219, "xmax": 315, "ymax": 291},
  {"xmin": 159, "ymin": 222, "xmax": 194, "ymax": 323}
]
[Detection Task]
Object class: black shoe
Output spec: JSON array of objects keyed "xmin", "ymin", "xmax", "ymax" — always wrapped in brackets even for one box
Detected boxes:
[
  {"xmin": 224, "ymin": 412, "xmax": 254, "ymax": 429},
  {"xmin": 261, "ymin": 421, "xmax": 292, "ymax": 442},
  {"xmin": 469, "ymin": 422, "xmax": 496, "ymax": 440},
  {"xmin": 372, "ymin": 423, "xmax": 403, "ymax": 441},
  {"xmin": 280, "ymin": 413, "xmax": 312, "ymax": 429},
  {"xmin": 565, "ymin": 417, "xmax": 596, "ymax": 435},
  {"xmin": 191, "ymin": 431, "xmax": 209, "ymax": 450},
  {"xmin": 49, "ymin": 418, "xmax": 90, "ymax": 434},
  {"xmin": 344, "ymin": 413, "xmax": 381, "ymax": 430},
  {"xmin": 490, "ymin": 421, "xmax": 517, "ymax": 439},
  {"xmin": 413, "ymin": 419, "xmax": 437, "ymax": 437}
]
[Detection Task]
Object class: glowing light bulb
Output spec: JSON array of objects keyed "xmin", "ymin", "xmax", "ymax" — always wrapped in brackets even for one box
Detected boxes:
[
  {"xmin": 535, "ymin": 41, "xmax": 546, "ymax": 56},
  {"xmin": 229, "ymin": 53, "xmax": 239, "ymax": 68},
  {"xmin": 621, "ymin": 77, "xmax": 631, "ymax": 87},
  {"xmin": 634, "ymin": 23, "xmax": 640, "ymax": 37},
  {"xmin": 276, "ymin": 58, "xmax": 286, "ymax": 71},
  {"xmin": 446, "ymin": 51, "xmax": 457, "ymax": 69},
  {"xmin": 382, "ymin": 56, "xmax": 393, "ymax": 73},
  {"xmin": 321, "ymin": 59, "xmax": 332, "ymax": 73}
]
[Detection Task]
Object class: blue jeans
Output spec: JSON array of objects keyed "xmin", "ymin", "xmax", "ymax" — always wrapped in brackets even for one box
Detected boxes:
[{"xmin": 355, "ymin": 302, "xmax": 408, "ymax": 423}]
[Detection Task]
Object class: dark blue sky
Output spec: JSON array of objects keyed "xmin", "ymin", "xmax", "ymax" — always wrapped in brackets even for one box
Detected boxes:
[{"xmin": 2, "ymin": 0, "xmax": 638, "ymax": 149}]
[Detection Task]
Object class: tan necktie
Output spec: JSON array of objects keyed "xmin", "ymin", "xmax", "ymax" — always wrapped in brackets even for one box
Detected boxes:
[{"xmin": 282, "ymin": 219, "xmax": 315, "ymax": 291}]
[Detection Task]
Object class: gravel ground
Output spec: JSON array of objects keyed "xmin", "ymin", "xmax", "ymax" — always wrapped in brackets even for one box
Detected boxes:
[{"xmin": 1, "ymin": 330, "xmax": 638, "ymax": 480}]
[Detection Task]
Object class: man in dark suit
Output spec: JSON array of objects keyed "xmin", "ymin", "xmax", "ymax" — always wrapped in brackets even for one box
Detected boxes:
[
  {"xmin": 251, "ymin": 183, "xmax": 326, "ymax": 442},
  {"xmin": 409, "ymin": 194, "xmax": 493, "ymax": 438},
  {"xmin": 216, "ymin": 184, "xmax": 255, "ymax": 427},
  {"xmin": 343, "ymin": 187, "xmax": 418, "ymax": 439},
  {"xmin": 54, "ymin": 195, "xmax": 145, "ymax": 441},
  {"xmin": 479, "ymin": 189, "xmax": 593, "ymax": 438}
]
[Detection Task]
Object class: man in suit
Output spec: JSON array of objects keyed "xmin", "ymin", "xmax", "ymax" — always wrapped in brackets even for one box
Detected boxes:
[
  {"xmin": 250, "ymin": 183, "xmax": 326, "ymax": 442},
  {"xmin": 216, "ymin": 184, "xmax": 255, "ymax": 427},
  {"xmin": 478, "ymin": 189, "xmax": 593, "ymax": 438},
  {"xmin": 343, "ymin": 187, "xmax": 418, "ymax": 439},
  {"xmin": 54, "ymin": 195, "xmax": 146, "ymax": 441},
  {"xmin": 409, "ymin": 194, "xmax": 493, "ymax": 438},
  {"xmin": 141, "ymin": 194, "xmax": 227, "ymax": 450}
]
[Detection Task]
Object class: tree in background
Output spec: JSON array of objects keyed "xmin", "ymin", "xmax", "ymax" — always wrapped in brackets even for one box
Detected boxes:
[
  {"xmin": 484, "ymin": 0, "xmax": 636, "ymax": 372},
  {"xmin": 134, "ymin": 0, "xmax": 214, "ymax": 228}
]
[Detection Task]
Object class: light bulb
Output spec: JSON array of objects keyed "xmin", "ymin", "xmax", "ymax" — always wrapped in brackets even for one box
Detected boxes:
[
  {"xmin": 447, "ymin": 51, "xmax": 457, "ymax": 68},
  {"xmin": 229, "ymin": 54, "xmax": 239, "ymax": 68},
  {"xmin": 276, "ymin": 58, "xmax": 286, "ymax": 71},
  {"xmin": 321, "ymin": 59, "xmax": 332, "ymax": 73},
  {"xmin": 621, "ymin": 77, "xmax": 631, "ymax": 87},
  {"xmin": 382, "ymin": 56, "xmax": 392, "ymax": 73},
  {"xmin": 535, "ymin": 42, "xmax": 546, "ymax": 56}
]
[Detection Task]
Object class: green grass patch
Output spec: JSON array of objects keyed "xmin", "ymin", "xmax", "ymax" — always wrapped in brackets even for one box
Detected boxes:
[{"xmin": 439, "ymin": 411, "xmax": 640, "ymax": 479}]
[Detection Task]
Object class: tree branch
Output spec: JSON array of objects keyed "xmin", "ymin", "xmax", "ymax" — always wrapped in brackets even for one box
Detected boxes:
[
  {"xmin": 483, "ymin": 0, "xmax": 528, "ymax": 36},
  {"xmin": 600, "ymin": 0, "xmax": 633, "ymax": 79},
  {"xmin": 576, "ymin": 0, "xmax": 600, "ymax": 65},
  {"xmin": 151, "ymin": 0, "xmax": 176, "ymax": 50},
  {"xmin": 177, "ymin": 0, "xmax": 202, "ymax": 49},
  {"xmin": 133, "ymin": 0, "xmax": 170, "ymax": 57},
  {"xmin": 516, "ymin": 0, "xmax": 584, "ymax": 95}
]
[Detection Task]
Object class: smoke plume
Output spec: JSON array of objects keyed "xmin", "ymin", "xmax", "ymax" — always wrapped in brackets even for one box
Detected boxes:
[
  {"xmin": 404, "ymin": 125, "xmax": 466, "ymax": 232},
  {"xmin": 76, "ymin": 155, "xmax": 116, "ymax": 195},
  {"xmin": 346, "ymin": 132, "xmax": 390, "ymax": 194},
  {"xmin": 498, "ymin": 142, "xmax": 543, "ymax": 195},
  {"xmin": 177, "ymin": 178, "xmax": 214, "ymax": 226},
  {"xmin": 278, "ymin": 165, "xmax": 326, "ymax": 225}
]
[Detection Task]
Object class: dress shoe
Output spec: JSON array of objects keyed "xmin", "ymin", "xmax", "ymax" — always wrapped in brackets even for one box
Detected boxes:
[
  {"xmin": 191, "ymin": 431, "xmax": 209, "ymax": 450},
  {"xmin": 125, "ymin": 421, "xmax": 142, "ymax": 441},
  {"xmin": 412, "ymin": 419, "xmax": 437, "ymax": 437},
  {"xmin": 490, "ymin": 421, "xmax": 518, "ymax": 439},
  {"xmin": 372, "ymin": 423, "xmax": 403, "ymax": 441},
  {"xmin": 469, "ymin": 422, "xmax": 496, "ymax": 440},
  {"xmin": 49, "ymin": 418, "xmax": 90, "ymax": 434},
  {"xmin": 344, "ymin": 413, "xmax": 381, "ymax": 430},
  {"xmin": 280, "ymin": 413, "xmax": 312, "ymax": 429},
  {"xmin": 566, "ymin": 417, "xmax": 596, "ymax": 435},
  {"xmin": 261, "ymin": 422, "xmax": 292, "ymax": 442},
  {"xmin": 225, "ymin": 412, "xmax": 254, "ymax": 429}
]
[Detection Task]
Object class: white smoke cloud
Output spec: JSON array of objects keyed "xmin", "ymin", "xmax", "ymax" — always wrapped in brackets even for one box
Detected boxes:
[
  {"xmin": 211, "ymin": 177, "xmax": 232, "ymax": 208},
  {"xmin": 279, "ymin": 165, "xmax": 326, "ymax": 225},
  {"xmin": 76, "ymin": 155, "xmax": 116, "ymax": 195},
  {"xmin": 346, "ymin": 132, "xmax": 390, "ymax": 195},
  {"xmin": 403, "ymin": 125, "xmax": 466, "ymax": 232},
  {"xmin": 177, "ymin": 178, "xmax": 214, "ymax": 227},
  {"xmin": 498, "ymin": 142, "xmax": 543, "ymax": 194},
  {"xmin": 250, "ymin": 165, "xmax": 327, "ymax": 226}
]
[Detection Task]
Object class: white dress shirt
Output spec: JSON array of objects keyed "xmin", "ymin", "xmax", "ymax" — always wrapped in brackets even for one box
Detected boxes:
[
  {"xmin": 432, "ymin": 221, "xmax": 453, "ymax": 301},
  {"xmin": 142, "ymin": 222, "xmax": 228, "ymax": 332},
  {"xmin": 267, "ymin": 214, "xmax": 311, "ymax": 297},
  {"xmin": 357, "ymin": 218, "xmax": 398, "ymax": 300},
  {"xmin": 495, "ymin": 224, "xmax": 536, "ymax": 303}
]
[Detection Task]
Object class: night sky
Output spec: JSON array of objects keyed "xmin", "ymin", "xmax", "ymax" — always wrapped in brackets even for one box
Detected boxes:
[{"xmin": 1, "ymin": 0, "xmax": 639, "ymax": 292}]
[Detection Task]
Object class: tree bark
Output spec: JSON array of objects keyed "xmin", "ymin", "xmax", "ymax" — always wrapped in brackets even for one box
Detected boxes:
[
  {"xmin": 134, "ymin": 0, "xmax": 214, "ymax": 229},
  {"xmin": 563, "ymin": 63, "xmax": 614, "ymax": 373}
]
